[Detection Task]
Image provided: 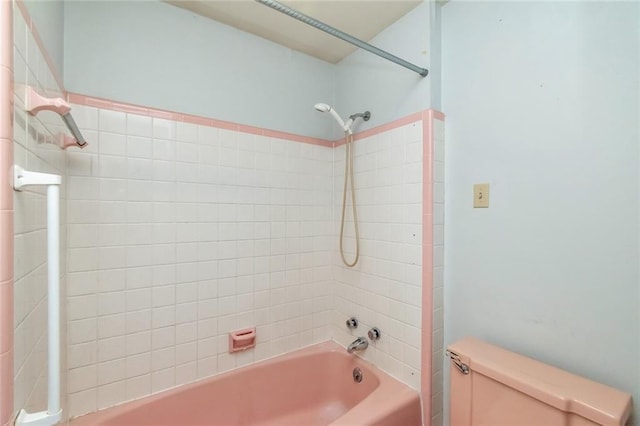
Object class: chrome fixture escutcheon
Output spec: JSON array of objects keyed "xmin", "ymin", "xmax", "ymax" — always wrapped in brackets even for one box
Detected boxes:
[
  {"xmin": 346, "ymin": 317, "xmax": 358, "ymax": 329},
  {"xmin": 368, "ymin": 327, "xmax": 381, "ymax": 341}
]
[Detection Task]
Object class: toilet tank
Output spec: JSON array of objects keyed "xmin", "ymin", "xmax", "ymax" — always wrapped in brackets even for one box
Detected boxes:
[{"xmin": 447, "ymin": 338, "xmax": 632, "ymax": 426}]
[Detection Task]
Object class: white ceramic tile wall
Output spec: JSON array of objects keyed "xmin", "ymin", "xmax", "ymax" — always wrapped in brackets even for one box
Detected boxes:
[
  {"xmin": 431, "ymin": 118, "xmax": 445, "ymax": 426},
  {"xmin": 12, "ymin": 8, "xmax": 68, "ymax": 417},
  {"xmin": 65, "ymin": 108, "xmax": 334, "ymax": 417},
  {"xmin": 331, "ymin": 121, "xmax": 424, "ymax": 391}
]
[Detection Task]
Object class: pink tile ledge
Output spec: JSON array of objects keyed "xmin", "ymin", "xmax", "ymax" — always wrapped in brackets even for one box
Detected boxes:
[
  {"xmin": 334, "ymin": 109, "xmax": 444, "ymax": 146},
  {"xmin": 67, "ymin": 93, "xmax": 335, "ymax": 148}
]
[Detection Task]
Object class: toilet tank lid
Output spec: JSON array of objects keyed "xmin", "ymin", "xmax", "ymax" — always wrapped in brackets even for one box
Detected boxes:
[{"xmin": 448, "ymin": 338, "xmax": 632, "ymax": 426}]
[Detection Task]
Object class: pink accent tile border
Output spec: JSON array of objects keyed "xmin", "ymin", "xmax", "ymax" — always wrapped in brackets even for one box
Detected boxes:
[
  {"xmin": 14, "ymin": 0, "xmax": 65, "ymax": 92},
  {"xmin": 0, "ymin": 6, "xmax": 9, "ymax": 71},
  {"xmin": 0, "ymin": 349, "xmax": 13, "ymax": 426},
  {"xmin": 0, "ymin": 280, "xmax": 12, "ymax": 355},
  {"xmin": 0, "ymin": 0, "xmax": 13, "ymax": 424},
  {"xmin": 67, "ymin": 93, "xmax": 335, "ymax": 148},
  {"xmin": 431, "ymin": 110, "xmax": 445, "ymax": 121},
  {"xmin": 0, "ymin": 106, "xmax": 13, "ymax": 211},
  {"xmin": 333, "ymin": 111, "xmax": 424, "ymax": 146},
  {"xmin": 67, "ymin": 93, "xmax": 444, "ymax": 153},
  {"xmin": 0, "ymin": 211, "xmax": 13, "ymax": 284},
  {"xmin": 421, "ymin": 109, "xmax": 445, "ymax": 426},
  {"xmin": 0, "ymin": 68, "xmax": 14, "ymax": 150}
]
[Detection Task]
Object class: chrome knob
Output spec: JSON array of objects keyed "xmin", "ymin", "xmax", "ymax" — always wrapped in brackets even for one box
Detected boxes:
[
  {"xmin": 346, "ymin": 317, "xmax": 358, "ymax": 329},
  {"xmin": 368, "ymin": 327, "xmax": 381, "ymax": 341}
]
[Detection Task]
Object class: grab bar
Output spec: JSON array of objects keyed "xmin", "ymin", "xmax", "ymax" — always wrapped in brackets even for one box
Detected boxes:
[{"xmin": 13, "ymin": 166, "xmax": 63, "ymax": 426}]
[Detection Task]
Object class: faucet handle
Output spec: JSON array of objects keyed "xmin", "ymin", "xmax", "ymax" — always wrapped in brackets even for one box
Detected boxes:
[
  {"xmin": 346, "ymin": 317, "xmax": 358, "ymax": 329},
  {"xmin": 368, "ymin": 327, "xmax": 381, "ymax": 341}
]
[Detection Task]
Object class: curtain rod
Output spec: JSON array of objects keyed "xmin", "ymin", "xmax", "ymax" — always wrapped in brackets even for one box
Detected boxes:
[{"xmin": 255, "ymin": 0, "xmax": 429, "ymax": 77}]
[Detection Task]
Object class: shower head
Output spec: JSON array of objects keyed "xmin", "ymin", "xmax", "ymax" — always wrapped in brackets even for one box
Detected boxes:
[
  {"xmin": 314, "ymin": 103, "xmax": 331, "ymax": 113},
  {"xmin": 314, "ymin": 103, "xmax": 372, "ymax": 135},
  {"xmin": 314, "ymin": 102, "xmax": 350, "ymax": 134}
]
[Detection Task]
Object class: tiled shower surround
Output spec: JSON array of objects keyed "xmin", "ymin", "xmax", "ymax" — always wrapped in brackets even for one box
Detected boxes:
[{"xmin": 63, "ymin": 101, "xmax": 445, "ymax": 422}]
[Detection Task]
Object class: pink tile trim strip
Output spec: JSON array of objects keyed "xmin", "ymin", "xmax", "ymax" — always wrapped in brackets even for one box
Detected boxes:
[
  {"xmin": 0, "ymin": 101, "xmax": 13, "ymax": 211},
  {"xmin": 431, "ymin": 110, "xmax": 445, "ymax": 121},
  {"xmin": 333, "ymin": 111, "xmax": 424, "ymax": 146},
  {"xmin": 0, "ymin": 280, "xmax": 12, "ymax": 354},
  {"xmin": 0, "ymin": 349, "xmax": 13, "ymax": 426},
  {"xmin": 67, "ymin": 93, "xmax": 335, "ymax": 148},
  {"xmin": 0, "ymin": 211, "xmax": 13, "ymax": 284},
  {"xmin": 420, "ymin": 109, "xmax": 445, "ymax": 426},
  {"xmin": 0, "ymin": 0, "xmax": 13, "ymax": 424},
  {"xmin": 14, "ymin": 0, "xmax": 65, "ymax": 93},
  {"xmin": 0, "ymin": 70, "xmax": 14, "ymax": 156},
  {"xmin": 67, "ymin": 93, "xmax": 444, "ymax": 151}
]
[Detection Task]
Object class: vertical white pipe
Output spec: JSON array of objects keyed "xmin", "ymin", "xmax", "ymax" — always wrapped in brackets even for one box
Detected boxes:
[{"xmin": 46, "ymin": 184, "xmax": 60, "ymax": 414}]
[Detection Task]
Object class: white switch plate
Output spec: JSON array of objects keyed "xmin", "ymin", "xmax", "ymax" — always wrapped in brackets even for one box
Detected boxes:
[{"xmin": 473, "ymin": 183, "xmax": 489, "ymax": 208}]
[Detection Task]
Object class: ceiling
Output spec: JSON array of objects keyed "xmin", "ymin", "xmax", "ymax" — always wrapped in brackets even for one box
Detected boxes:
[{"xmin": 166, "ymin": 0, "xmax": 422, "ymax": 64}]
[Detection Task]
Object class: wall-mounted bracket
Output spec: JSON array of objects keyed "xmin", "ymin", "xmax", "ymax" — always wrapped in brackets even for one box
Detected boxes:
[
  {"xmin": 25, "ymin": 86, "xmax": 71, "ymax": 116},
  {"xmin": 13, "ymin": 165, "xmax": 61, "ymax": 190},
  {"xmin": 24, "ymin": 86, "xmax": 88, "ymax": 149},
  {"xmin": 15, "ymin": 409, "xmax": 62, "ymax": 426}
]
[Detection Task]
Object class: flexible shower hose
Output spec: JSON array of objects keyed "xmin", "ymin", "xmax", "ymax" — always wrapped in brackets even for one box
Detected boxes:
[{"xmin": 339, "ymin": 132, "xmax": 360, "ymax": 267}]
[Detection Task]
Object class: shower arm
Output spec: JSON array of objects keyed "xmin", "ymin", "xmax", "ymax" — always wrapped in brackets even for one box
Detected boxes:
[{"xmin": 255, "ymin": 0, "xmax": 429, "ymax": 77}]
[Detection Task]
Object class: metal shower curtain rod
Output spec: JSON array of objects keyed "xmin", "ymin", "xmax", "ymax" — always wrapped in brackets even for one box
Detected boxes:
[{"xmin": 255, "ymin": 0, "xmax": 429, "ymax": 77}]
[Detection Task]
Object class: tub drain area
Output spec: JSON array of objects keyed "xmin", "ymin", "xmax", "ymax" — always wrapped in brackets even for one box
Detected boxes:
[{"xmin": 353, "ymin": 367, "xmax": 363, "ymax": 383}]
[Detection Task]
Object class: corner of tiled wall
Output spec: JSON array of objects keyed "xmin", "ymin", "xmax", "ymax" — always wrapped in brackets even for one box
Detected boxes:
[
  {"xmin": 0, "ymin": 1, "xmax": 14, "ymax": 425},
  {"xmin": 12, "ymin": 3, "xmax": 69, "ymax": 420},
  {"xmin": 329, "ymin": 111, "xmax": 445, "ymax": 426},
  {"xmin": 331, "ymin": 119, "xmax": 424, "ymax": 391},
  {"xmin": 431, "ymin": 116, "xmax": 445, "ymax": 426}
]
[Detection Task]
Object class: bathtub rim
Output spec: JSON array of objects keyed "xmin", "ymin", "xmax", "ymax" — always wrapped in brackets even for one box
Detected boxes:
[{"xmin": 69, "ymin": 340, "xmax": 421, "ymax": 426}]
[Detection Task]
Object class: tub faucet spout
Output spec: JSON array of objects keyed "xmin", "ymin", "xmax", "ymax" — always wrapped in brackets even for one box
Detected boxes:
[{"xmin": 347, "ymin": 337, "xmax": 369, "ymax": 354}]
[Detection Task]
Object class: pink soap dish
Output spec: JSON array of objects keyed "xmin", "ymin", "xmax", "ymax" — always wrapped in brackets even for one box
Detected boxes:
[{"xmin": 228, "ymin": 327, "xmax": 256, "ymax": 353}]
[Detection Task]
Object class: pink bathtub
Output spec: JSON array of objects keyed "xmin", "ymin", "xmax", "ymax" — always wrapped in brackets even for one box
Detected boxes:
[{"xmin": 70, "ymin": 341, "xmax": 421, "ymax": 426}]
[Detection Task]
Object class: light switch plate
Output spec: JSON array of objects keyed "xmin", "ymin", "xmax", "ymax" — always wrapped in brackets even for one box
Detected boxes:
[{"xmin": 473, "ymin": 183, "xmax": 490, "ymax": 208}]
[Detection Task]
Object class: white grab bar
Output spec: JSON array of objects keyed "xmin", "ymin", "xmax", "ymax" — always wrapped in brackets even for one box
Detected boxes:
[{"xmin": 13, "ymin": 166, "xmax": 62, "ymax": 426}]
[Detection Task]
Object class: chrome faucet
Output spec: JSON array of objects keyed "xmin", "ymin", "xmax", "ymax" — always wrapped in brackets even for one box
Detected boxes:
[{"xmin": 347, "ymin": 337, "xmax": 369, "ymax": 354}]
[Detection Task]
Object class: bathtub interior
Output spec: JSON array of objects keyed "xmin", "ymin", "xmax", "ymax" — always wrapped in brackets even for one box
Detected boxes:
[{"xmin": 71, "ymin": 344, "xmax": 388, "ymax": 426}]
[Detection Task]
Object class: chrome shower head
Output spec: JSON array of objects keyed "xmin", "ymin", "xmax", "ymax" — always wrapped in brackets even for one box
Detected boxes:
[{"xmin": 314, "ymin": 103, "xmax": 372, "ymax": 135}]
